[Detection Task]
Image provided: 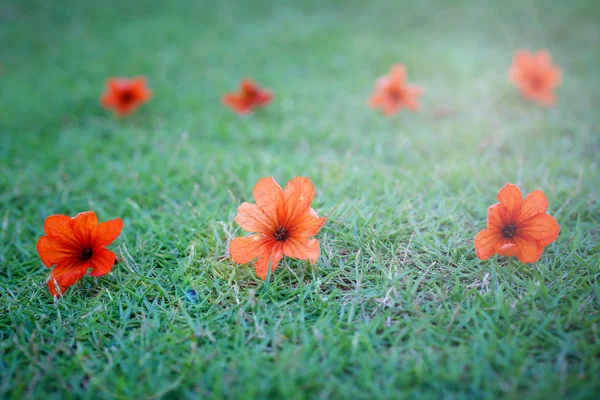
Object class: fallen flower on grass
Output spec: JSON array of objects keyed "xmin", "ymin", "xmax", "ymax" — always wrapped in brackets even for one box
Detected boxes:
[
  {"xmin": 474, "ymin": 183, "xmax": 560, "ymax": 263},
  {"xmin": 509, "ymin": 50, "xmax": 561, "ymax": 106},
  {"xmin": 36, "ymin": 211, "xmax": 123, "ymax": 296},
  {"xmin": 101, "ymin": 77, "xmax": 152, "ymax": 116},
  {"xmin": 229, "ymin": 176, "xmax": 326, "ymax": 279},
  {"xmin": 369, "ymin": 64, "xmax": 424, "ymax": 116},
  {"xmin": 222, "ymin": 78, "xmax": 273, "ymax": 114}
]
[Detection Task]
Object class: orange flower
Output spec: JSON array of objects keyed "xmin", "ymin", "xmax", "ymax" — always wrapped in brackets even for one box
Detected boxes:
[
  {"xmin": 229, "ymin": 177, "xmax": 326, "ymax": 279},
  {"xmin": 474, "ymin": 183, "xmax": 560, "ymax": 263},
  {"xmin": 369, "ymin": 64, "xmax": 424, "ymax": 116},
  {"xmin": 222, "ymin": 78, "xmax": 273, "ymax": 114},
  {"xmin": 508, "ymin": 50, "xmax": 561, "ymax": 106},
  {"xmin": 36, "ymin": 211, "xmax": 123, "ymax": 296},
  {"xmin": 100, "ymin": 77, "xmax": 152, "ymax": 116}
]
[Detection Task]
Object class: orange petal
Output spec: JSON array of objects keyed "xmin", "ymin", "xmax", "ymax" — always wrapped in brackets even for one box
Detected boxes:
[
  {"xmin": 93, "ymin": 217, "xmax": 123, "ymax": 249},
  {"xmin": 252, "ymin": 177, "xmax": 283, "ymax": 220},
  {"xmin": 89, "ymin": 247, "xmax": 116, "ymax": 277},
  {"xmin": 50, "ymin": 260, "xmax": 88, "ymax": 294},
  {"xmin": 254, "ymin": 243, "xmax": 284, "ymax": 280},
  {"xmin": 36, "ymin": 236, "xmax": 80, "ymax": 268},
  {"xmin": 234, "ymin": 202, "xmax": 276, "ymax": 234},
  {"xmin": 255, "ymin": 90, "xmax": 272, "ymax": 106},
  {"xmin": 369, "ymin": 93, "xmax": 384, "ymax": 107},
  {"xmin": 486, "ymin": 203, "xmax": 508, "ymax": 231},
  {"xmin": 283, "ymin": 237, "xmax": 320, "ymax": 264},
  {"xmin": 48, "ymin": 279, "xmax": 68, "ymax": 297},
  {"xmin": 390, "ymin": 64, "xmax": 406, "ymax": 83},
  {"xmin": 535, "ymin": 50, "xmax": 552, "ymax": 66},
  {"xmin": 43, "ymin": 215, "xmax": 70, "ymax": 235},
  {"xmin": 513, "ymin": 237, "xmax": 544, "ymax": 263},
  {"xmin": 518, "ymin": 190, "xmax": 548, "ymax": 222},
  {"xmin": 497, "ymin": 241, "xmax": 517, "ymax": 257},
  {"xmin": 517, "ymin": 214, "xmax": 560, "ymax": 246},
  {"xmin": 288, "ymin": 208, "xmax": 326, "ymax": 238},
  {"xmin": 229, "ymin": 234, "xmax": 271, "ymax": 264},
  {"xmin": 69, "ymin": 211, "xmax": 98, "ymax": 248},
  {"xmin": 282, "ymin": 177, "xmax": 316, "ymax": 226},
  {"xmin": 496, "ymin": 183, "xmax": 522, "ymax": 221},
  {"xmin": 474, "ymin": 229, "xmax": 503, "ymax": 260},
  {"xmin": 382, "ymin": 100, "xmax": 400, "ymax": 116}
]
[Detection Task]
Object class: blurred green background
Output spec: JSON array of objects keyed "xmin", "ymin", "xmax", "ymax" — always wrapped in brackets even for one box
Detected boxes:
[{"xmin": 1, "ymin": 0, "xmax": 599, "ymax": 398}]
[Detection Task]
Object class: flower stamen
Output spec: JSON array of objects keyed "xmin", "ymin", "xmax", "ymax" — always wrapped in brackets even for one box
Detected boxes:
[
  {"xmin": 81, "ymin": 248, "xmax": 93, "ymax": 261},
  {"xmin": 502, "ymin": 224, "xmax": 517, "ymax": 238},
  {"xmin": 274, "ymin": 226, "xmax": 288, "ymax": 242}
]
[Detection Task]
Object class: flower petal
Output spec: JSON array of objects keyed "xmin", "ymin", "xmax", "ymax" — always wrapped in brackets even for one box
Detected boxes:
[
  {"xmin": 93, "ymin": 217, "xmax": 123, "ymax": 249},
  {"xmin": 43, "ymin": 215, "xmax": 71, "ymax": 236},
  {"xmin": 69, "ymin": 211, "xmax": 98, "ymax": 248},
  {"xmin": 474, "ymin": 229, "xmax": 503, "ymax": 260},
  {"xmin": 369, "ymin": 93, "xmax": 384, "ymax": 107},
  {"xmin": 282, "ymin": 177, "xmax": 315, "ymax": 225},
  {"xmin": 497, "ymin": 241, "xmax": 517, "ymax": 257},
  {"xmin": 283, "ymin": 237, "xmax": 321, "ymax": 264},
  {"xmin": 254, "ymin": 243, "xmax": 284, "ymax": 280},
  {"xmin": 496, "ymin": 183, "xmax": 523, "ymax": 221},
  {"xmin": 36, "ymin": 236, "xmax": 80, "ymax": 268},
  {"xmin": 518, "ymin": 190, "xmax": 548, "ymax": 222},
  {"xmin": 486, "ymin": 203, "xmax": 509, "ymax": 231},
  {"xmin": 89, "ymin": 247, "xmax": 116, "ymax": 277},
  {"xmin": 288, "ymin": 208, "xmax": 326, "ymax": 238},
  {"xmin": 535, "ymin": 50, "xmax": 552, "ymax": 66},
  {"xmin": 234, "ymin": 202, "xmax": 276, "ymax": 234},
  {"xmin": 390, "ymin": 64, "xmax": 406, "ymax": 83},
  {"xmin": 132, "ymin": 77, "xmax": 152, "ymax": 101},
  {"xmin": 517, "ymin": 214, "xmax": 560, "ymax": 246},
  {"xmin": 513, "ymin": 237, "xmax": 544, "ymax": 263},
  {"xmin": 229, "ymin": 234, "xmax": 271, "ymax": 264},
  {"xmin": 48, "ymin": 261, "xmax": 88, "ymax": 296},
  {"xmin": 253, "ymin": 177, "xmax": 283, "ymax": 209}
]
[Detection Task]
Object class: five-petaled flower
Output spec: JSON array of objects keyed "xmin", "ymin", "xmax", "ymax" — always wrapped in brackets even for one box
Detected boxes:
[
  {"xmin": 101, "ymin": 77, "xmax": 152, "ymax": 116},
  {"xmin": 229, "ymin": 177, "xmax": 326, "ymax": 280},
  {"xmin": 36, "ymin": 211, "xmax": 123, "ymax": 297},
  {"xmin": 508, "ymin": 50, "xmax": 561, "ymax": 106},
  {"xmin": 369, "ymin": 64, "xmax": 424, "ymax": 116},
  {"xmin": 474, "ymin": 183, "xmax": 560, "ymax": 263},
  {"xmin": 222, "ymin": 78, "xmax": 273, "ymax": 114}
]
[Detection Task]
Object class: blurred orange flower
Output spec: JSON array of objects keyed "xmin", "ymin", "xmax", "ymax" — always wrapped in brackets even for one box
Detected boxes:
[
  {"xmin": 369, "ymin": 64, "xmax": 423, "ymax": 115},
  {"xmin": 229, "ymin": 177, "xmax": 326, "ymax": 280},
  {"xmin": 223, "ymin": 78, "xmax": 273, "ymax": 114},
  {"xmin": 509, "ymin": 50, "xmax": 561, "ymax": 106},
  {"xmin": 36, "ymin": 211, "xmax": 123, "ymax": 297},
  {"xmin": 101, "ymin": 77, "xmax": 152, "ymax": 116},
  {"xmin": 474, "ymin": 183, "xmax": 559, "ymax": 263}
]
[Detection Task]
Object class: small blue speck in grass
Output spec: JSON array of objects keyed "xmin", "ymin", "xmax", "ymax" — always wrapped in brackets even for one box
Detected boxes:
[{"xmin": 185, "ymin": 289, "xmax": 198, "ymax": 303}]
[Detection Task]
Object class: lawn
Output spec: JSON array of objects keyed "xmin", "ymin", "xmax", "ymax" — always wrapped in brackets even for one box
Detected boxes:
[{"xmin": 1, "ymin": 0, "xmax": 599, "ymax": 398}]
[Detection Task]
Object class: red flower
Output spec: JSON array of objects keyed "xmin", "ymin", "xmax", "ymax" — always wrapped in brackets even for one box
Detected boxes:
[
  {"xmin": 101, "ymin": 77, "xmax": 152, "ymax": 116},
  {"xmin": 229, "ymin": 177, "xmax": 326, "ymax": 280},
  {"xmin": 474, "ymin": 183, "xmax": 560, "ymax": 263},
  {"xmin": 508, "ymin": 50, "xmax": 561, "ymax": 106},
  {"xmin": 222, "ymin": 78, "xmax": 273, "ymax": 114},
  {"xmin": 369, "ymin": 64, "xmax": 424, "ymax": 116},
  {"xmin": 36, "ymin": 211, "xmax": 123, "ymax": 296}
]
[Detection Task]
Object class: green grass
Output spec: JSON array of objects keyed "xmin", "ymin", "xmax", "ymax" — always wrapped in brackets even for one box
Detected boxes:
[{"xmin": 1, "ymin": 0, "xmax": 599, "ymax": 398}]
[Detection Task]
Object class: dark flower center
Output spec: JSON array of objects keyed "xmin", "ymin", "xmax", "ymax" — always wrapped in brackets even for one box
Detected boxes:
[
  {"xmin": 502, "ymin": 224, "xmax": 517, "ymax": 238},
  {"xmin": 274, "ymin": 226, "xmax": 288, "ymax": 242},
  {"xmin": 120, "ymin": 90, "xmax": 135, "ymax": 104},
  {"xmin": 389, "ymin": 89, "xmax": 403, "ymax": 101},
  {"xmin": 81, "ymin": 248, "xmax": 93, "ymax": 261},
  {"xmin": 528, "ymin": 73, "xmax": 543, "ymax": 90}
]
